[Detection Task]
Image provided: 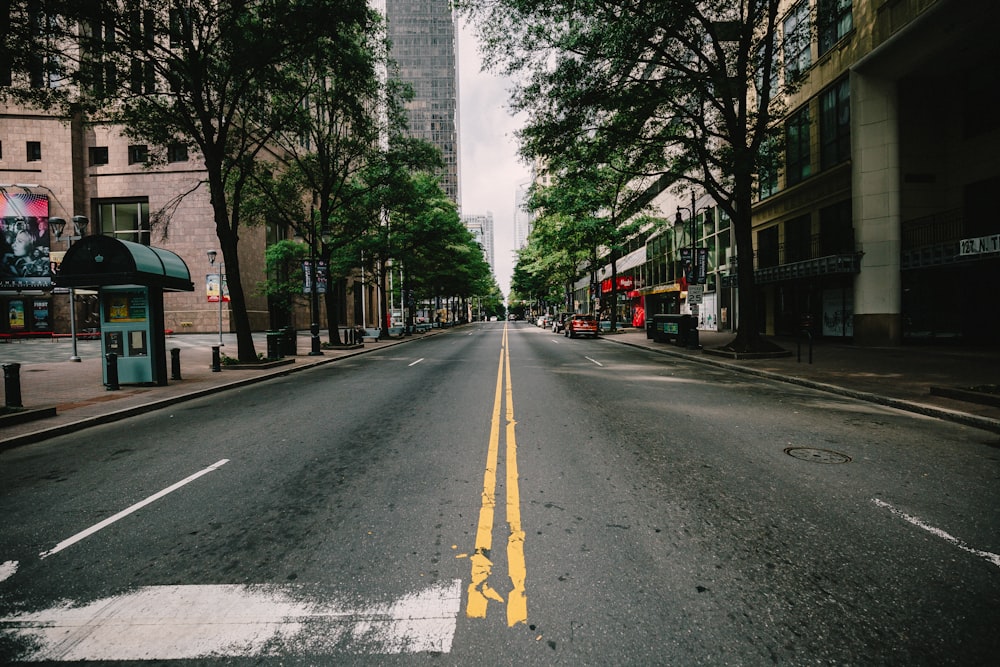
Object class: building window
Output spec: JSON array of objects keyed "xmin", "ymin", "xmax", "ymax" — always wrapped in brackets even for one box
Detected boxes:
[
  {"xmin": 96, "ymin": 199, "xmax": 151, "ymax": 245},
  {"xmin": 26, "ymin": 141, "xmax": 42, "ymax": 162},
  {"xmin": 757, "ymin": 226, "xmax": 779, "ymax": 269},
  {"xmin": 169, "ymin": 8, "xmax": 193, "ymax": 48},
  {"xmin": 89, "ymin": 146, "xmax": 109, "ymax": 166},
  {"xmin": 819, "ymin": 200, "xmax": 854, "ymax": 255},
  {"xmin": 128, "ymin": 9, "xmax": 156, "ymax": 94},
  {"xmin": 128, "ymin": 144, "xmax": 149, "ymax": 165},
  {"xmin": 783, "ymin": 0, "xmax": 811, "ymax": 81},
  {"xmin": 820, "ymin": 78, "xmax": 850, "ymax": 169},
  {"xmin": 784, "ymin": 215, "xmax": 812, "ymax": 263},
  {"xmin": 785, "ymin": 106, "xmax": 811, "ymax": 186},
  {"xmin": 758, "ymin": 136, "xmax": 780, "ymax": 200},
  {"xmin": 818, "ymin": 0, "xmax": 853, "ymax": 55},
  {"xmin": 167, "ymin": 143, "xmax": 188, "ymax": 163}
]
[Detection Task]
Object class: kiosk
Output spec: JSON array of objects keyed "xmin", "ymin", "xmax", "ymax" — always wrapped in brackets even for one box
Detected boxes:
[{"xmin": 53, "ymin": 236, "xmax": 194, "ymax": 386}]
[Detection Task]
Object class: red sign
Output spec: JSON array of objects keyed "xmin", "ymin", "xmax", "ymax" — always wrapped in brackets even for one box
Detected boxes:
[{"xmin": 601, "ymin": 276, "xmax": 635, "ymax": 293}]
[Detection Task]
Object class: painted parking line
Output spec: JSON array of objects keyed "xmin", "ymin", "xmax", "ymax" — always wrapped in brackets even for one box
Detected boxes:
[
  {"xmin": 40, "ymin": 459, "xmax": 229, "ymax": 559},
  {"xmin": 467, "ymin": 323, "xmax": 527, "ymax": 626},
  {"xmin": 0, "ymin": 580, "xmax": 463, "ymax": 660},
  {"xmin": 585, "ymin": 356, "xmax": 603, "ymax": 366},
  {"xmin": 409, "ymin": 358, "xmax": 425, "ymax": 366}
]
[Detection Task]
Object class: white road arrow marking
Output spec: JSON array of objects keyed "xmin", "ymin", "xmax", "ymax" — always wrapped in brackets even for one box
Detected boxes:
[{"xmin": 0, "ymin": 579, "xmax": 462, "ymax": 661}]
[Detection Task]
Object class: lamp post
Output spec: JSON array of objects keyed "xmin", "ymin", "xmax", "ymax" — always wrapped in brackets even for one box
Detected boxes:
[
  {"xmin": 206, "ymin": 250, "xmax": 225, "ymax": 347},
  {"xmin": 676, "ymin": 192, "xmax": 705, "ymax": 349},
  {"xmin": 50, "ymin": 215, "xmax": 89, "ymax": 362},
  {"xmin": 306, "ymin": 215, "xmax": 332, "ymax": 356}
]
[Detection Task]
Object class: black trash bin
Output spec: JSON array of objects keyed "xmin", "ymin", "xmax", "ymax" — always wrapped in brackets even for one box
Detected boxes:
[
  {"xmin": 282, "ymin": 326, "xmax": 297, "ymax": 356},
  {"xmin": 265, "ymin": 330, "xmax": 284, "ymax": 359}
]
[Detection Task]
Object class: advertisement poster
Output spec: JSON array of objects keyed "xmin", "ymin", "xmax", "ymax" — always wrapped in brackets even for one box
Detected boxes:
[
  {"xmin": 105, "ymin": 292, "xmax": 147, "ymax": 323},
  {"xmin": 0, "ymin": 193, "xmax": 51, "ymax": 290},
  {"xmin": 33, "ymin": 299, "xmax": 50, "ymax": 331},
  {"xmin": 8, "ymin": 300, "xmax": 25, "ymax": 330},
  {"xmin": 206, "ymin": 273, "xmax": 230, "ymax": 303}
]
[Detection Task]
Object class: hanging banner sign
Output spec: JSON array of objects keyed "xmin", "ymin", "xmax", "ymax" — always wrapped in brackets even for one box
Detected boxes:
[
  {"xmin": 206, "ymin": 273, "xmax": 229, "ymax": 303},
  {"xmin": 303, "ymin": 260, "xmax": 328, "ymax": 294}
]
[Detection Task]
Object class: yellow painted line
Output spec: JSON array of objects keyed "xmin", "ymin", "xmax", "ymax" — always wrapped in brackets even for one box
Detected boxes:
[
  {"xmin": 466, "ymin": 323, "xmax": 528, "ymax": 626},
  {"xmin": 466, "ymin": 326, "xmax": 507, "ymax": 618},
  {"xmin": 503, "ymin": 326, "xmax": 527, "ymax": 627}
]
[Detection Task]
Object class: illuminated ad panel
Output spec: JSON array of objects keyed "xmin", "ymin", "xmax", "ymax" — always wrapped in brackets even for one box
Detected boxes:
[{"xmin": 1, "ymin": 193, "xmax": 51, "ymax": 289}]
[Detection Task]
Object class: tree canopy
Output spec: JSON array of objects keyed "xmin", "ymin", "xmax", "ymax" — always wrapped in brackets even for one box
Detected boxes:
[{"xmin": 458, "ymin": 0, "xmax": 786, "ymax": 351}]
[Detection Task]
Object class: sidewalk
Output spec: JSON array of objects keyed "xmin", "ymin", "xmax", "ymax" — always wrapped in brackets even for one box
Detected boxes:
[
  {"xmin": 2, "ymin": 326, "xmax": 999, "ymax": 452},
  {"xmin": 0, "ymin": 331, "xmax": 421, "ymax": 450},
  {"xmin": 603, "ymin": 328, "xmax": 1000, "ymax": 434}
]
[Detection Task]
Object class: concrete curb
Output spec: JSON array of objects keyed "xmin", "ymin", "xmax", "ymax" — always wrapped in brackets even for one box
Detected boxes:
[{"xmin": 602, "ymin": 336, "xmax": 1000, "ymax": 435}]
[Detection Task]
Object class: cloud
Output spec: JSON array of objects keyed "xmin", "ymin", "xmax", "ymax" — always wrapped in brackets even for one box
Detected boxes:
[{"xmin": 457, "ymin": 19, "xmax": 530, "ymax": 297}]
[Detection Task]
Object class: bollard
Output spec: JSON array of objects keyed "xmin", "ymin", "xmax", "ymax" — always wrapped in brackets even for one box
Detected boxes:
[
  {"xmin": 170, "ymin": 348, "xmax": 182, "ymax": 380},
  {"xmin": 211, "ymin": 345, "xmax": 221, "ymax": 372},
  {"xmin": 797, "ymin": 329, "xmax": 813, "ymax": 364},
  {"xmin": 3, "ymin": 362, "xmax": 23, "ymax": 408},
  {"xmin": 105, "ymin": 353, "xmax": 120, "ymax": 391}
]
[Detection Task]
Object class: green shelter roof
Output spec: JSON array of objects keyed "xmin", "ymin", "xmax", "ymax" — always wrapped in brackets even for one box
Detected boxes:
[{"xmin": 53, "ymin": 235, "xmax": 194, "ymax": 292}]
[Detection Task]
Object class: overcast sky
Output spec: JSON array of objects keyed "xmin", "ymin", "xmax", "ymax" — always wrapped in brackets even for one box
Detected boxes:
[{"xmin": 456, "ymin": 19, "xmax": 530, "ymax": 299}]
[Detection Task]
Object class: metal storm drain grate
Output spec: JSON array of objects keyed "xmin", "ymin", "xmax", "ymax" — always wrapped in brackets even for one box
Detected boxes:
[{"xmin": 784, "ymin": 447, "xmax": 852, "ymax": 464}]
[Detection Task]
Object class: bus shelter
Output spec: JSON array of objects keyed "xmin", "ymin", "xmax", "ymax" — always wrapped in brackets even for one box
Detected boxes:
[{"xmin": 53, "ymin": 236, "xmax": 194, "ymax": 386}]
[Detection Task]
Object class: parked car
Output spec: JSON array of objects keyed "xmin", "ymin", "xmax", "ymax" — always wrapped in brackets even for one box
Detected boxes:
[
  {"xmin": 565, "ymin": 314, "xmax": 599, "ymax": 338},
  {"xmin": 552, "ymin": 312, "xmax": 571, "ymax": 333}
]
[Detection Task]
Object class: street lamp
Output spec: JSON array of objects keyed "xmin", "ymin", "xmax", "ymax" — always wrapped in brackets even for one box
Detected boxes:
[
  {"xmin": 51, "ymin": 215, "xmax": 89, "ymax": 361},
  {"xmin": 675, "ymin": 193, "xmax": 706, "ymax": 350},
  {"xmin": 305, "ymin": 216, "xmax": 332, "ymax": 356},
  {"xmin": 206, "ymin": 250, "xmax": 224, "ymax": 347}
]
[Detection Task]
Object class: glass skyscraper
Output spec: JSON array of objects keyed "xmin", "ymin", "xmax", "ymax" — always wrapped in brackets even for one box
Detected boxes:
[{"xmin": 384, "ymin": 0, "xmax": 460, "ymax": 205}]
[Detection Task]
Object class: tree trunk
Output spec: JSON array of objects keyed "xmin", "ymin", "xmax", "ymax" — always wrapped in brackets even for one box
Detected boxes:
[
  {"xmin": 212, "ymin": 206, "xmax": 258, "ymax": 363},
  {"xmin": 377, "ymin": 260, "xmax": 390, "ymax": 340},
  {"xmin": 323, "ymin": 277, "xmax": 343, "ymax": 346}
]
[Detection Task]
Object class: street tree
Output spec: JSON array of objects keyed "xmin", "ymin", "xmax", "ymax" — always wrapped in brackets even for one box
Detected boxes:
[
  {"xmin": 527, "ymin": 145, "xmax": 659, "ymax": 328},
  {"xmin": 238, "ymin": 24, "xmax": 409, "ymax": 346},
  {"xmin": 4, "ymin": 0, "xmax": 376, "ymax": 362},
  {"xmin": 458, "ymin": 0, "xmax": 785, "ymax": 352}
]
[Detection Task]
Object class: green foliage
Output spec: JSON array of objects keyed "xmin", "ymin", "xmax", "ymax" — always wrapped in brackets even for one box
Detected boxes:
[
  {"xmin": 259, "ymin": 240, "xmax": 307, "ymax": 320},
  {"xmin": 458, "ymin": 0, "xmax": 784, "ymax": 347}
]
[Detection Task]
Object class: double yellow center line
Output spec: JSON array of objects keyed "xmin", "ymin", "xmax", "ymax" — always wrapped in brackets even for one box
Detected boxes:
[{"xmin": 466, "ymin": 323, "xmax": 528, "ymax": 626}]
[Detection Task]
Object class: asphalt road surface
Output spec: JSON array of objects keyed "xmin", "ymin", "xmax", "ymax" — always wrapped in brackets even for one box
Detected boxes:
[{"xmin": 1, "ymin": 321, "xmax": 998, "ymax": 665}]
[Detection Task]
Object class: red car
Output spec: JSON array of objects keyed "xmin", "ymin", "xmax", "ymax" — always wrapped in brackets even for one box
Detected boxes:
[{"xmin": 565, "ymin": 314, "xmax": 599, "ymax": 338}]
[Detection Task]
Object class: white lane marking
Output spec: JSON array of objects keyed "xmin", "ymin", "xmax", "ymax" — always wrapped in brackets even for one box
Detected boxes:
[
  {"xmin": 0, "ymin": 560, "xmax": 17, "ymax": 582},
  {"xmin": 873, "ymin": 498, "xmax": 1000, "ymax": 569},
  {"xmin": 409, "ymin": 358, "xmax": 424, "ymax": 367},
  {"xmin": 0, "ymin": 580, "xmax": 463, "ymax": 660},
  {"xmin": 585, "ymin": 357, "xmax": 603, "ymax": 367},
  {"xmin": 39, "ymin": 459, "xmax": 230, "ymax": 559}
]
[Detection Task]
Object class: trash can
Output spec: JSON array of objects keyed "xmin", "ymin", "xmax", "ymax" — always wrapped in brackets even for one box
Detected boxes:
[
  {"xmin": 265, "ymin": 331, "xmax": 284, "ymax": 359},
  {"xmin": 651, "ymin": 314, "xmax": 693, "ymax": 345},
  {"xmin": 282, "ymin": 326, "xmax": 297, "ymax": 356}
]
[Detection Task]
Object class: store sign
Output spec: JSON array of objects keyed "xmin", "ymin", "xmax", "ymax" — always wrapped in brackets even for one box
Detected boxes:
[
  {"xmin": 959, "ymin": 234, "xmax": 1000, "ymax": 257},
  {"xmin": 600, "ymin": 276, "xmax": 635, "ymax": 293}
]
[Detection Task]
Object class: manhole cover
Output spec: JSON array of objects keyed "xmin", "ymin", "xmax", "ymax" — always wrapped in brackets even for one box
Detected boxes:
[{"xmin": 784, "ymin": 447, "xmax": 851, "ymax": 464}]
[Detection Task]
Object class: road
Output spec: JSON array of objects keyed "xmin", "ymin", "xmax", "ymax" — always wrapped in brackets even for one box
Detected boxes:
[{"xmin": 1, "ymin": 321, "xmax": 998, "ymax": 665}]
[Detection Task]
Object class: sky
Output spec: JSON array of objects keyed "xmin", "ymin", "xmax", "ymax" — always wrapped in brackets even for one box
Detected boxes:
[{"xmin": 456, "ymin": 19, "xmax": 530, "ymax": 299}]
